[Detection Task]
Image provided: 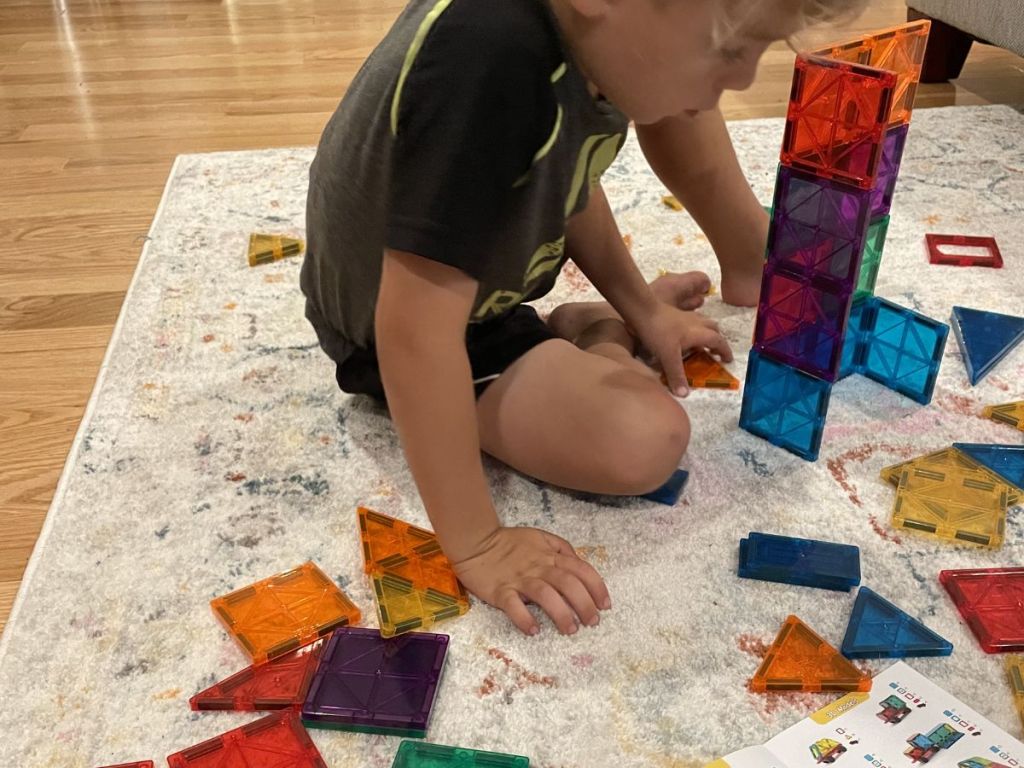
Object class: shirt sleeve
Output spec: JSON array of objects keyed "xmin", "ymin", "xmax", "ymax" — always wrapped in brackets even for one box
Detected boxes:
[{"xmin": 385, "ymin": 7, "xmax": 558, "ymax": 281}]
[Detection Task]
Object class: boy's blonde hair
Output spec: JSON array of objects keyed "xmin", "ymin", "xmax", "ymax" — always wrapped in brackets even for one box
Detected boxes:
[{"xmin": 712, "ymin": 0, "xmax": 869, "ymax": 45}]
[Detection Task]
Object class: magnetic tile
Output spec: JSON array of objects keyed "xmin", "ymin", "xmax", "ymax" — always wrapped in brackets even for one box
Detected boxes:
[
  {"xmin": 983, "ymin": 401, "xmax": 1024, "ymax": 433},
  {"xmin": 683, "ymin": 350, "xmax": 740, "ymax": 390},
  {"xmin": 248, "ymin": 234, "xmax": 303, "ymax": 267},
  {"xmin": 753, "ymin": 266, "xmax": 853, "ymax": 381},
  {"xmin": 838, "ymin": 296, "xmax": 868, "ymax": 380},
  {"xmin": 392, "ymin": 741, "xmax": 530, "ymax": 768},
  {"xmin": 858, "ymin": 297, "xmax": 948, "ymax": 405},
  {"xmin": 880, "ymin": 447, "xmax": 1021, "ymax": 504},
  {"xmin": 1007, "ymin": 656, "xmax": 1024, "ymax": 733},
  {"xmin": 814, "ymin": 20, "xmax": 931, "ymax": 126},
  {"xmin": 641, "ymin": 468, "xmax": 689, "ymax": 506},
  {"xmin": 856, "ymin": 216, "xmax": 890, "ymax": 300},
  {"xmin": 739, "ymin": 350, "xmax": 832, "ymax": 461},
  {"xmin": 841, "ymin": 586, "xmax": 952, "ymax": 658},
  {"xmin": 950, "ymin": 306, "xmax": 1024, "ymax": 386},
  {"xmin": 893, "ymin": 463, "xmax": 1009, "ymax": 548},
  {"xmin": 211, "ymin": 562, "xmax": 361, "ymax": 664},
  {"xmin": 765, "ymin": 165, "xmax": 872, "ymax": 288},
  {"xmin": 781, "ymin": 54, "xmax": 897, "ymax": 189},
  {"xmin": 868, "ymin": 126, "xmax": 909, "ymax": 219},
  {"xmin": 927, "ymin": 234, "xmax": 1003, "ymax": 268},
  {"xmin": 190, "ymin": 640, "xmax": 324, "ymax": 711},
  {"xmin": 167, "ymin": 712, "xmax": 326, "ymax": 768},
  {"xmin": 358, "ymin": 508, "xmax": 470, "ymax": 638},
  {"xmin": 749, "ymin": 615, "xmax": 871, "ymax": 693},
  {"xmin": 301, "ymin": 626, "xmax": 448, "ymax": 737},
  {"xmin": 940, "ymin": 568, "xmax": 1024, "ymax": 653},
  {"xmin": 738, "ymin": 531, "xmax": 860, "ymax": 591},
  {"xmin": 953, "ymin": 444, "xmax": 1024, "ymax": 494}
]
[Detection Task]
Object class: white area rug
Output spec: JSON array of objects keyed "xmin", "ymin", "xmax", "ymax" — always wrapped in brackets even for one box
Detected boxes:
[{"xmin": 1, "ymin": 105, "xmax": 1022, "ymax": 768}]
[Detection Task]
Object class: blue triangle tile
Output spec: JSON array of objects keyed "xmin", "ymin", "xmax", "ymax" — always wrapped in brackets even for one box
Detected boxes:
[
  {"xmin": 642, "ymin": 469, "xmax": 689, "ymax": 506},
  {"xmin": 841, "ymin": 587, "xmax": 953, "ymax": 659},
  {"xmin": 950, "ymin": 306, "xmax": 1024, "ymax": 385},
  {"xmin": 953, "ymin": 443, "xmax": 1024, "ymax": 493}
]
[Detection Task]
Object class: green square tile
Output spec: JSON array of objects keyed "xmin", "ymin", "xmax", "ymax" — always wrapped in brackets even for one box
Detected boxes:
[{"xmin": 855, "ymin": 215, "xmax": 890, "ymax": 300}]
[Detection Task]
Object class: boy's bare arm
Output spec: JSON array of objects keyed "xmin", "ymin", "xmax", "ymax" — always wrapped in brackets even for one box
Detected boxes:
[
  {"xmin": 635, "ymin": 108, "xmax": 769, "ymax": 305},
  {"xmin": 376, "ymin": 249, "xmax": 609, "ymax": 635},
  {"xmin": 376, "ymin": 249, "xmax": 499, "ymax": 561},
  {"xmin": 565, "ymin": 185, "xmax": 732, "ymax": 393}
]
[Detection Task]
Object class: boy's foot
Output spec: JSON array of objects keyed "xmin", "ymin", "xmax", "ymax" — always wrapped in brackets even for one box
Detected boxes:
[
  {"xmin": 547, "ymin": 270, "xmax": 710, "ymax": 342},
  {"xmin": 720, "ymin": 262, "xmax": 763, "ymax": 307}
]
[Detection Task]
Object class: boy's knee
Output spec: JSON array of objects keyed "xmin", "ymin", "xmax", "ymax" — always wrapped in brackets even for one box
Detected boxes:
[{"xmin": 607, "ymin": 390, "xmax": 690, "ymax": 494}]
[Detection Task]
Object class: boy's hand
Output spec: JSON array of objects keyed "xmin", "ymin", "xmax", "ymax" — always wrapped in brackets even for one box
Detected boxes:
[
  {"xmin": 452, "ymin": 526, "xmax": 611, "ymax": 636},
  {"xmin": 634, "ymin": 303, "xmax": 733, "ymax": 397}
]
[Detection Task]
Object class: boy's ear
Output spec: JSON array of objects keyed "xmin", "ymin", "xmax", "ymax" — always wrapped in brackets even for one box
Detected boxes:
[{"xmin": 563, "ymin": 0, "xmax": 614, "ymax": 21}]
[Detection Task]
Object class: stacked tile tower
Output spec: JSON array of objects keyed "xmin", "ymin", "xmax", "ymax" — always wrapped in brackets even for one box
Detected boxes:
[{"xmin": 740, "ymin": 20, "xmax": 950, "ymax": 462}]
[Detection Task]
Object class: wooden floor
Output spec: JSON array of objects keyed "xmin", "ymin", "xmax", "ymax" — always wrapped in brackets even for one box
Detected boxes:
[{"xmin": 0, "ymin": 1, "xmax": 1022, "ymax": 635}]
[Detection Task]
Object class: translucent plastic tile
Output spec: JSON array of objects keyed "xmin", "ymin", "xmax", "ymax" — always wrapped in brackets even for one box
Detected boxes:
[
  {"xmin": 838, "ymin": 296, "xmax": 868, "ymax": 380},
  {"xmin": 927, "ymin": 234, "xmax": 1004, "ymax": 268},
  {"xmin": 683, "ymin": 350, "xmax": 739, "ymax": 390},
  {"xmin": 392, "ymin": 741, "xmax": 530, "ymax": 768},
  {"xmin": 765, "ymin": 165, "xmax": 872, "ymax": 288},
  {"xmin": 753, "ymin": 266, "xmax": 853, "ymax": 381},
  {"xmin": 190, "ymin": 640, "xmax": 324, "ymax": 711},
  {"xmin": 247, "ymin": 234, "xmax": 303, "ymax": 267},
  {"xmin": 869, "ymin": 126, "xmax": 908, "ymax": 219},
  {"xmin": 940, "ymin": 567, "xmax": 1024, "ymax": 653},
  {"xmin": 749, "ymin": 615, "xmax": 871, "ymax": 693},
  {"xmin": 167, "ymin": 712, "xmax": 326, "ymax": 768},
  {"xmin": 1007, "ymin": 656, "xmax": 1024, "ymax": 732},
  {"xmin": 301, "ymin": 626, "xmax": 448, "ymax": 737},
  {"xmin": 641, "ymin": 468, "xmax": 689, "ymax": 506},
  {"xmin": 856, "ymin": 216, "xmax": 890, "ymax": 300},
  {"xmin": 984, "ymin": 401, "xmax": 1024, "ymax": 432},
  {"xmin": 359, "ymin": 508, "xmax": 441, "ymax": 574},
  {"xmin": 951, "ymin": 306, "xmax": 1024, "ymax": 386},
  {"xmin": 358, "ymin": 509, "xmax": 470, "ymax": 638},
  {"xmin": 815, "ymin": 21, "xmax": 931, "ymax": 126},
  {"xmin": 739, "ymin": 349, "xmax": 832, "ymax": 461},
  {"xmin": 840, "ymin": 586, "xmax": 952, "ymax": 659},
  {"xmin": 953, "ymin": 444, "xmax": 1024, "ymax": 494},
  {"xmin": 859, "ymin": 297, "xmax": 948, "ymax": 405},
  {"xmin": 893, "ymin": 462, "xmax": 1009, "ymax": 548},
  {"xmin": 211, "ymin": 562, "xmax": 362, "ymax": 664},
  {"xmin": 373, "ymin": 572, "xmax": 469, "ymax": 638},
  {"xmin": 738, "ymin": 531, "xmax": 860, "ymax": 591},
  {"xmin": 881, "ymin": 447, "xmax": 1021, "ymax": 504},
  {"xmin": 781, "ymin": 54, "xmax": 897, "ymax": 189}
]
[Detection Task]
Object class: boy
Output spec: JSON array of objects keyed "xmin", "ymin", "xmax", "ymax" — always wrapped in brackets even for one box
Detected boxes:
[{"xmin": 301, "ymin": 0, "xmax": 866, "ymax": 637}]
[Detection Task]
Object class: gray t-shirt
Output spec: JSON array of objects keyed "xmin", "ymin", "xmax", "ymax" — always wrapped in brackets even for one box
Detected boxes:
[{"xmin": 301, "ymin": 0, "xmax": 629, "ymax": 365}]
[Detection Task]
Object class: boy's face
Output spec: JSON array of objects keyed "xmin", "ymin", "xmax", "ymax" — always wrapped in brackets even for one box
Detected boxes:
[{"xmin": 559, "ymin": 0, "xmax": 804, "ymax": 124}]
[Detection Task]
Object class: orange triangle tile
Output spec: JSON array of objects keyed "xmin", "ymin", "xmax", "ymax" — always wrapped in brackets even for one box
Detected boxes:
[
  {"xmin": 749, "ymin": 615, "xmax": 871, "ymax": 693},
  {"xmin": 684, "ymin": 350, "xmax": 739, "ymax": 390}
]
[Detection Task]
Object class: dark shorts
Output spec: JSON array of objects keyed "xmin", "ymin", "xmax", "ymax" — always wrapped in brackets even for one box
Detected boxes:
[{"xmin": 335, "ymin": 304, "xmax": 558, "ymax": 402}]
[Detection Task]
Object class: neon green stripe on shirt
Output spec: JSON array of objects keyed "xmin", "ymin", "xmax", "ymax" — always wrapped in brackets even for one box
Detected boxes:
[{"xmin": 391, "ymin": 0, "xmax": 455, "ymax": 136}]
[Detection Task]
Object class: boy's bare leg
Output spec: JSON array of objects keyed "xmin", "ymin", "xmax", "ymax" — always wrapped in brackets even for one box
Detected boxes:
[{"xmin": 473, "ymin": 271, "xmax": 710, "ymax": 496}]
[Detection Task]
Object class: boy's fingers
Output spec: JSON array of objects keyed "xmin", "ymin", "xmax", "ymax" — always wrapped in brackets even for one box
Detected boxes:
[
  {"xmin": 547, "ymin": 569, "xmax": 600, "ymax": 628},
  {"xmin": 660, "ymin": 343, "xmax": 687, "ymax": 396},
  {"xmin": 690, "ymin": 326, "xmax": 733, "ymax": 363},
  {"xmin": 556, "ymin": 554, "xmax": 612, "ymax": 611},
  {"xmin": 497, "ymin": 589, "xmax": 539, "ymax": 636},
  {"xmin": 522, "ymin": 578, "xmax": 578, "ymax": 635}
]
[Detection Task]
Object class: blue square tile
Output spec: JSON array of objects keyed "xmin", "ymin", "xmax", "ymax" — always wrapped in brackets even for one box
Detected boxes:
[
  {"xmin": 739, "ymin": 349, "xmax": 833, "ymax": 461},
  {"xmin": 860, "ymin": 298, "xmax": 948, "ymax": 405}
]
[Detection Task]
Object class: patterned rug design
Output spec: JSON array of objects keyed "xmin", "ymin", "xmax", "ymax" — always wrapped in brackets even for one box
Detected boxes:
[{"xmin": 1, "ymin": 105, "xmax": 1022, "ymax": 767}]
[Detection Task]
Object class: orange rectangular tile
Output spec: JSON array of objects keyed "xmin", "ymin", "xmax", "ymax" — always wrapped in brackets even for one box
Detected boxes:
[
  {"xmin": 211, "ymin": 562, "xmax": 361, "ymax": 664},
  {"xmin": 814, "ymin": 20, "xmax": 931, "ymax": 126}
]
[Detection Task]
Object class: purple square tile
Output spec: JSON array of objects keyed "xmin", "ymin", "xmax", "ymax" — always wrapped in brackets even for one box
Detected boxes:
[
  {"xmin": 301, "ymin": 627, "xmax": 447, "ymax": 736},
  {"xmin": 766, "ymin": 166, "xmax": 872, "ymax": 289},
  {"xmin": 870, "ymin": 124, "xmax": 909, "ymax": 219},
  {"xmin": 753, "ymin": 265, "xmax": 854, "ymax": 382}
]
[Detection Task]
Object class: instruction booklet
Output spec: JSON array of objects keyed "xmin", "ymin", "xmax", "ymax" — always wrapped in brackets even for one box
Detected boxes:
[{"xmin": 707, "ymin": 662, "xmax": 1022, "ymax": 768}]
